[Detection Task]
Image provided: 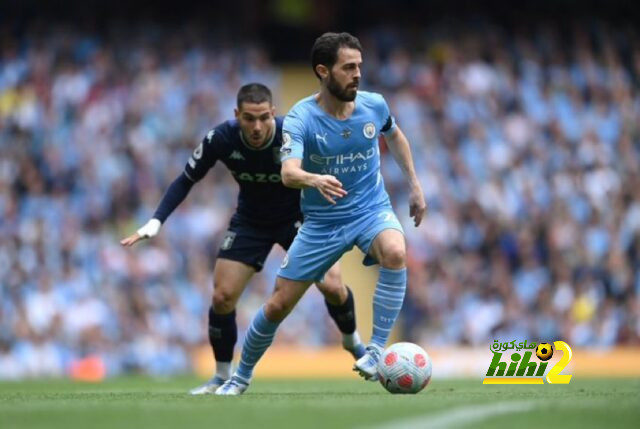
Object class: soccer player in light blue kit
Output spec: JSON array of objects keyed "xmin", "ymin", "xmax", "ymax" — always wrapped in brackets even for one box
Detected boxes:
[{"xmin": 216, "ymin": 32, "xmax": 426, "ymax": 395}]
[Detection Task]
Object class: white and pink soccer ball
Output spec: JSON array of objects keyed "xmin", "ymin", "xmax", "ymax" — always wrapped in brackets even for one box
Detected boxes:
[{"xmin": 377, "ymin": 342, "xmax": 432, "ymax": 394}]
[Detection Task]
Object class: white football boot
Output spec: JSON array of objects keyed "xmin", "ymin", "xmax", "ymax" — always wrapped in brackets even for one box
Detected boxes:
[
  {"xmin": 189, "ymin": 375, "xmax": 228, "ymax": 395},
  {"xmin": 353, "ymin": 344, "xmax": 383, "ymax": 381},
  {"xmin": 214, "ymin": 374, "xmax": 251, "ymax": 396}
]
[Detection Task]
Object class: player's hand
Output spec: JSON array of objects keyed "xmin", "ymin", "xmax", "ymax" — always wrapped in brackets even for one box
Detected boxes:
[
  {"xmin": 409, "ymin": 185, "xmax": 426, "ymax": 227},
  {"xmin": 120, "ymin": 232, "xmax": 144, "ymax": 247},
  {"xmin": 120, "ymin": 219, "xmax": 161, "ymax": 246},
  {"xmin": 313, "ymin": 175, "xmax": 348, "ymax": 205}
]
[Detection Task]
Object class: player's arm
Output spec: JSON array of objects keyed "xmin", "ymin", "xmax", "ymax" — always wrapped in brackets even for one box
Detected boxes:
[
  {"xmin": 281, "ymin": 110, "xmax": 347, "ymax": 204},
  {"xmin": 120, "ymin": 130, "xmax": 218, "ymax": 246},
  {"xmin": 281, "ymin": 158, "xmax": 347, "ymax": 205},
  {"xmin": 120, "ymin": 173, "xmax": 195, "ymax": 246},
  {"xmin": 383, "ymin": 126, "xmax": 427, "ymax": 227}
]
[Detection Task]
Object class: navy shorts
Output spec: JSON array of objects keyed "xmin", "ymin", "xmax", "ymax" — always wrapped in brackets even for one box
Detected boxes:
[{"xmin": 217, "ymin": 215, "xmax": 303, "ymax": 272}]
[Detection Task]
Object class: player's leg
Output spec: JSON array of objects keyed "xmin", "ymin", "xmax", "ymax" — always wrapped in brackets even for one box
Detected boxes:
[
  {"xmin": 315, "ymin": 262, "xmax": 366, "ymax": 359},
  {"xmin": 190, "ymin": 220, "xmax": 273, "ymax": 395},
  {"xmin": 366, "ymin": 228, "xmax": 407, "ymax": 347},
  {"xmin": 353, "ymin": 210, "xmax": 407, "ymax": 380},
  {"xmin": 277, "ymin": 219, "xmax": 364, "ymax": 359},
  {"xmin": 189, "ymin": 259, "xmax": 255, "ymax": 395},
  {"xmin": 216, "ymin": 220, "xmax": 349, "ymax": 395},
  {"xmin": 215, "ymin": 276, "xmax": 313, "ymax": 395}
]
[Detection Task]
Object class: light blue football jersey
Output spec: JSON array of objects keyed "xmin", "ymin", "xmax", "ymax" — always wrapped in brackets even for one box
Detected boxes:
[{"xmin": 281, "ymin": 91, "xmax": 397, "ymax": 222}]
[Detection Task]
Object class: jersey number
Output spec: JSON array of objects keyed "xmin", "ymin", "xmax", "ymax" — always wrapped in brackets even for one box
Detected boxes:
[{"xmin": 378, "ymin": 211, "xmax": 394, "ymax": 222}]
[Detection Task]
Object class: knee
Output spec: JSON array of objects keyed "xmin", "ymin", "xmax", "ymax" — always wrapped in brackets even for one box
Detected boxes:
[
  {"xmin": 379, "ymin": 243, "xmax": 406, "ymax": 269},
  {"xmin": 212, "ymin": 287, "xmax": 236, "ymax": 313},
  {"xmin": 264, "ymin": 298, "xmax": 292, "ymax": 322},
  {"xmin": 316, "ymin": 267, "xmax": 346, "ymax": 303},
  {"xmin": 323, "ymin": 267, "xmax": 341, "ymax": 288}
]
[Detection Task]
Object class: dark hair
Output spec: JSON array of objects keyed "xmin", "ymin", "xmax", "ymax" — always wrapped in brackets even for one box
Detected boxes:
[
  {"xmin": 311, "ymin": 32, "xmax": 362, "ymax": 79},
  {"xmin": 237, "ymin": 83, "xmax": 273, "ymax": 109}
]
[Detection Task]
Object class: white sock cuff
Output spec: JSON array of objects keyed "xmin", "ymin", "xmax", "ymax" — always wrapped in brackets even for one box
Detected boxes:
[
  {"xmin": 342, "ymin": 331, "xmax": 362, "ymax": 348},
  {"xmin": 215, "ymin": 361, "xmax": 232, "ymax": 379}
]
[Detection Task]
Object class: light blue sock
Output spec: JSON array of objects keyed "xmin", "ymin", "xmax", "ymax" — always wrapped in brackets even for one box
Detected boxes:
[
  {"xmin": 236, "ymin": 306, "xmax": 280, "ymax": 380},
  {"xmin": 370, "ymin": 267, "xmax": 407, "ymax": 348}
]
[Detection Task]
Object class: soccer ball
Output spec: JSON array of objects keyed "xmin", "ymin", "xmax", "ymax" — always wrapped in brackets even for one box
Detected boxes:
[
  {"xmin": 377, "ymin": 342, "xmax": 432, "ymax": 394},
  {"xmin": 536, "ymin": 343, "xmax": 553, "ymax": 361}
]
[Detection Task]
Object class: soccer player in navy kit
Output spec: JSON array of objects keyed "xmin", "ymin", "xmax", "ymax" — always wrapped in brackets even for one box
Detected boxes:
[
  {"xmin": 216, "ymin": 34, "xmax": 426, "ymax": 395},
  {"xmin": 121, "ymin": 83, "xmax": 365, "ymax": 394}
]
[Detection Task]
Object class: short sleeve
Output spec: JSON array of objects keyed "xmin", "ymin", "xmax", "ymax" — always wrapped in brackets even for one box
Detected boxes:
[
  {"xmin": 378, "ymin": 94, "xmax": 397, "ymax": 136},
  {"xmin": 281, "ymin": 110, "xmax": 306, "ymax": 161},
  {"xmin": 184, "ymin": 129, "xmax": 221, "ymax": 182}
]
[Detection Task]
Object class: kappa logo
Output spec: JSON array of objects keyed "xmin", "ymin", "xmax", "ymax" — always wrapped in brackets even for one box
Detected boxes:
[
  {"xmin": 363, "ymin": 122, "xmax": 376, "ymax": 139},
  {"xmin": 229, "ymin": 150, "xmax": 245, "ymax": 161}
]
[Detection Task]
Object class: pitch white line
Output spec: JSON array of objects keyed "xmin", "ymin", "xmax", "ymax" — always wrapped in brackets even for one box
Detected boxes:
[{"xmin": 368, "ymin": 401, "xmax": 536, "ymax": 429}]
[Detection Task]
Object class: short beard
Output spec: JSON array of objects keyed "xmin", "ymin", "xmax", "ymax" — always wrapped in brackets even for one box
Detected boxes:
[{"xmin": 327, "ymin": 73, "xmax": 357, "ymax": 102}]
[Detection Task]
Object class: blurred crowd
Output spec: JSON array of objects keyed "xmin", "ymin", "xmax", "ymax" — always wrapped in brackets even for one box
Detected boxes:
[
  {"xmin": 365, "ymin": 22, "xmax": 640, "ymax": 349},
  {"xmin": 0, "ymin": 25, "xmax": 290, "ymax": 379},
  {"xmin": 1, "ymin": 21, "xmax": 639, "ymax": 379}
]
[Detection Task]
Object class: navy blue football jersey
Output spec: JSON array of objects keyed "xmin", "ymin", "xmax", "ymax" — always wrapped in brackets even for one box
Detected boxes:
[{"xmin": 184, "ymin": 117, "xmax": 301, "ymax": 226}]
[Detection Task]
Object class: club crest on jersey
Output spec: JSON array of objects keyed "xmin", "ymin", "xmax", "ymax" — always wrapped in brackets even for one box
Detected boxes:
[
  {"xmin": 363, "ymin": 122, "xmax": 376, "ymax": 139},
  {"xmin": 220, "ymin": 231, "xmax": 236, "ymax": 250}
]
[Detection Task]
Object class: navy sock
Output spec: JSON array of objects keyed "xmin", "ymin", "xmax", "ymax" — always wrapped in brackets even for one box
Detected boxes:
[
  {"xmin": 325, "ymin": 286, "xmax": 356, "ymax": 334},
  {"xmin": 208, "ymin": 307, "xmax": 237, "ymax": 363}
]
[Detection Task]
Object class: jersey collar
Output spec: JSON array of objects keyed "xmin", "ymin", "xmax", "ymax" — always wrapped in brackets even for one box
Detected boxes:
[{"xmin": 313, "ymin": 92, "xmax": 359, "ymax": 122}]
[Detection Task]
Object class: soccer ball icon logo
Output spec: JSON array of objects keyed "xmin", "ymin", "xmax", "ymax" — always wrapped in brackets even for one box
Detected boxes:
[
  {"xmin": 377, "ymin": 342, "xmax": 432, "ymax": 394},
  {"xmin": 536, "ymin": 343, "xmax": 553, "ymax": 361}
]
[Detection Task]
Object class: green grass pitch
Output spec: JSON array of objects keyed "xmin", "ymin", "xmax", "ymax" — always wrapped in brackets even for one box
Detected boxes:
[{"xmin": 1, "ymin": 377, "xmax": 638, "ymax": 429}]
